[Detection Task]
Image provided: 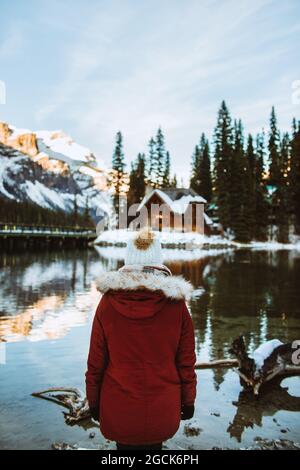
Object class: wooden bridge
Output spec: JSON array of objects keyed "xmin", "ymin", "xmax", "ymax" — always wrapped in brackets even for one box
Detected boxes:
[{"xmin": 0, "ymin": 223, "xmax": 97, "ymax": 247}]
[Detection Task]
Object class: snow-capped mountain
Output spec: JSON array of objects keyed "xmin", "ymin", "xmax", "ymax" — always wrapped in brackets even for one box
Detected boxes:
[{"xmin": 0, "ymin": 121, "xmax": 111, "ymax": 221}]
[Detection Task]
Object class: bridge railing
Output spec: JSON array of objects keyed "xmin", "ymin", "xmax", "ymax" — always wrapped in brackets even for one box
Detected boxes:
[{"xmin": 0, "ymin": 222, "xmax": 96, "ymax": 237}]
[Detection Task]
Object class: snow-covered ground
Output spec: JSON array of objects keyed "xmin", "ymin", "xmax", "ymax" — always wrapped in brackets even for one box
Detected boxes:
[
  {"xmin": 94, "ymin": 229, "xmax": 236, "ymax": 247},
  {"xmin": 248, "ymin": 240, "xmax": 300, "ymax": 251},
  {"xmin": 93, "ymin": 229, "xmax": 300, "ymax": 251}
]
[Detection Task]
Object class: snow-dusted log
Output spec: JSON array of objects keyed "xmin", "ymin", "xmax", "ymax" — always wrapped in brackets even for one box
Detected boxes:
[{"xmin": 229, "ymin": 336, "xmax": 300, "ymax": 395}]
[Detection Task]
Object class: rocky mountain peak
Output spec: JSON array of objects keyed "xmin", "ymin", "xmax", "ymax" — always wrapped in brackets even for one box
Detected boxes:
[
  {"xmin": 0, "ymin": 122, "xmax": 39, "ymax": 157},
  {"xmin": 0, "ymin": 121, "xmax": 111, "ymax": 222}
]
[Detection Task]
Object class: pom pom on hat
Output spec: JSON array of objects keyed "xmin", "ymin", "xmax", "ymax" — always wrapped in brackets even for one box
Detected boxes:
[
  {"xmin": 125, "ymin": 228, "xmax": 163, "ymax": 266},
  {"xmin": 133, "ymin": 229, "xmax": 155, "ymax": 250}
]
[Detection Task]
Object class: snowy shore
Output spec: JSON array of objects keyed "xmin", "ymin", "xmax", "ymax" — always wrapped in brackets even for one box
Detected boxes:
[{"xmin": 93, "ymin": 229, "xmax": 300, "ymax": 251}]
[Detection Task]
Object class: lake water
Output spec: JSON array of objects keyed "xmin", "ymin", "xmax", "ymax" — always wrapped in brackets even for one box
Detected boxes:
[{"xmin": 0, "ymin": 247, "xmax": 300, "ymax": 450}]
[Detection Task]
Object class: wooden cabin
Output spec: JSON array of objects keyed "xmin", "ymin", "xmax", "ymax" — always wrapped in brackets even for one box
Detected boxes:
[{"xmin": 136, "ymin": 187, "xmax": 213, "ymax": 234}]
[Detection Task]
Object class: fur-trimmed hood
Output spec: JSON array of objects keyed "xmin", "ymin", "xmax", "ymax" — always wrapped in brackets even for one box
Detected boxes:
[{"xmin": 95, "ymin": 270, "xmax": 193, "ymax": 301}]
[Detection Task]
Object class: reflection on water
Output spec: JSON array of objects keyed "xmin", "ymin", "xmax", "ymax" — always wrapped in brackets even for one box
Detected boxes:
[
  {"xmin": 228, "ymin": 378, "xmax": 300, "ymax": 442},
  {"xmin": 0, "ymin": 250, "xmax": 107, "ymax": 343},
  {"xmin": 188, "ymin": 250, "xmax": 300, "ymax": 391},
  {"xmin": 0, "ymin": 247, "xmax": 300, "ymax": 449}
]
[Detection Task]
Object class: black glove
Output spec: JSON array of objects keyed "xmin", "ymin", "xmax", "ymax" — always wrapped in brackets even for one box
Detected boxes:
[
  {"xmin": 90, "ymin": 406, "xmax": 99, "ymax": 421},
  {"xmin": 181, "ymin": 404, "xmax": 194, "ymax": 420}
]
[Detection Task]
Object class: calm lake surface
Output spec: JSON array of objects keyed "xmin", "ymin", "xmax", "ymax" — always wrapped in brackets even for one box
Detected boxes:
[{"xmin": 0, "ymin": 247, "xmax": 300, "ymax": 449}]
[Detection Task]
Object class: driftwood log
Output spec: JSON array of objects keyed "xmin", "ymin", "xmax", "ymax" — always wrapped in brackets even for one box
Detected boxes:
[
  {"xmin": 32, "ymin": 387, "xmax": 91, "ymax": 424},
  {"xmin": 195, "ymin": 359, "xmax": 238, "ymax": 369}
]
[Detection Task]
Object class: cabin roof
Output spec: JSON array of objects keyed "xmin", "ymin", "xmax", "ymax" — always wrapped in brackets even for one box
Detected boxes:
[
  {"xmin": 159, "ymin": 187, "xmax": 199, "ymax": 201},
  {"xmin": 137, "ymin": 187, "xmax": 207, "ymax": 214}
]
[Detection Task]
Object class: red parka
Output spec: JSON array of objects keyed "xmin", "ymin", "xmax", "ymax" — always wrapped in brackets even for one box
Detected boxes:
[{"xmin": 85, "ymin": 270, "xmax": 197, "ymax": 445}]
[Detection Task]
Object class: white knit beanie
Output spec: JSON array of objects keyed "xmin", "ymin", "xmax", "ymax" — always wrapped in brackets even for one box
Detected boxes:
[{"xmin": 124, "ymin": 229, "xmax": 163, "ymax": 266}]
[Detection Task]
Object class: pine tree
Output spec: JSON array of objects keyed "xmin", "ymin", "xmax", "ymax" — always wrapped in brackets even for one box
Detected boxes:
[
  {"xmin": 268, "ymin": 106, "xmax": 281, "ymax": 188},
  {"xmin": 200, "ymin": 137, "xmax": 212, "ymax": 202},
  {"xmin": 147, "ymin": 137, "xmax": 156, "ymax": 187},
  {"xmin": 136, "ymin": 153, "xmax": 146, "ymax": 202},
  {"xmin": 254, "ymin": 133, "xmax": 269, "ymax": 240},
  {"xmin": 190, "ymin": 133, "xmax": 212, "ymax": 201},
  {"xmin": 155, "ymin": 127, "xmax": 166, "ymax": 188},
  {"xmin": 127, "ymin": 153, "xmax": 146, "ymax": 207},
  {"xmin": 162, "ymin": 151, "xmax": 171, "ymax": 187},
  {"xmin": 190, "ymin": 145, "xmax": 200, "ymax": 192},
  {"xmin": 247, "ymin": 134, "xmax": 256, "ymax": 178},
  {"xmin": 267, "ymin": 108, "xmax": 290, "ymax": 241},
  {"xmin": 229, "ymin": 119, "xmax": 251, "ymax": 242},
  {"xmin": 268, "ymin": 108, "xmax": 280, "ymax": 239},
  {"xmin": 147, "ymin": 128, "xmax": 169, "ymax": 188},
  {"xmin": 277, "ymin": 132, "xmax": 290, "ymax": 242},
  {"xmin": 289, "ymin": 119, "xmax": 300, "ymax": 233},
  {"xmin": 111, "ymin": 131, "xmax": 126, "ymax": 223},
  {"xmin": 213, "ymin": 100, "xmax": 234, "ymax": 230},
  {"xmin": 245, "ymin": 134, "xmax": 256, "ymax": 239}
]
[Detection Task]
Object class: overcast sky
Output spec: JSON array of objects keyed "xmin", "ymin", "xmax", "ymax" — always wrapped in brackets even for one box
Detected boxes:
[{"xmin": 1, "ymin": 0, "xmax": 300, "ymax": 182}]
